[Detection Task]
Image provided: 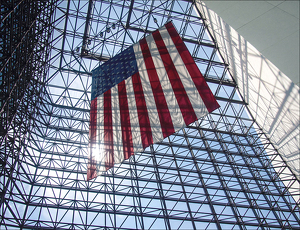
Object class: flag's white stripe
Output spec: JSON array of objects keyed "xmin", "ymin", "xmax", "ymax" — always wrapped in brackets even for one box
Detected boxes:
[
  {"xmin": 111, "ymin": 86, "xmax": 124, "ymax": 164},
  {"xmin": 96, "ymin": 94, "xmax": 106, "ymax": 173},
  {"xmin": 145, "ymin": 33, "xmax": 186, "ymax": 133},
  {"xmin": 161, "ymin": 26, "xmax": 208, "ymax": 119},
  {"xmin": 133, "ymin": 42, "xmax": 164, "ymax": 144},
  {"xmin": 125, "ymin": 76, "xmax": 144, "ymax": 154}
]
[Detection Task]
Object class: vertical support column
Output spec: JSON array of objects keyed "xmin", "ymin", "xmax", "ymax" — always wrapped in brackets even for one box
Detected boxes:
[{"xmin": 81, "ymin": 0, "xmax": 94, "ymax": 57}]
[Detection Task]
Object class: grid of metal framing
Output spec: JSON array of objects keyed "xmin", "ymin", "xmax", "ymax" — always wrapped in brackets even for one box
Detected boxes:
[{"xmin": 1, "ymin": 0, "xmax": 299, "ymax": 229}]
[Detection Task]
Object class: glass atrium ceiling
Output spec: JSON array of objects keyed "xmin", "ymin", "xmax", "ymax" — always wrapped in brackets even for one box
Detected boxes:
[{"xmin": 1, "ymin": 0, "xmax": 299, "ymax": 229}]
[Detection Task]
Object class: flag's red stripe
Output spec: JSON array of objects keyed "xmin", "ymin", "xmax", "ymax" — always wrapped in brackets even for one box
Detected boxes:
[
  {"xmin": 104, "ymin": 89, "xmax": 114, "ymax": 170},
  {"xmin": 131, "ymin": 72, "xmax": 153, "ymax": 149},
  {"xmin": 87, "ymin": 97, "xmax": 98, "ymax": 180},
  {"xmin": 118, "ymin": 81, "xmax": 134, "ymax": 160},
  {"xmin": 89, "ymin": 98, "xmax": 98, "ymax": 146},
  {"xmin": 152, "ymin": 29, "xmax": 198, "ymax": 126},
  {"xmin": 165, "ymin": 22, "xmax": 219, "ymax": 113},
  {"xmin": 139, "ymin": 38, "xmax": 175, "ymax": 138}
]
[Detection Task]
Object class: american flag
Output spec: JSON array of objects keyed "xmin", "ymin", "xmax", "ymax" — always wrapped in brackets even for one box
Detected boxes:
[{"xmin": 87, "ymin": 22, "xmax": 219, "ymax": 180}]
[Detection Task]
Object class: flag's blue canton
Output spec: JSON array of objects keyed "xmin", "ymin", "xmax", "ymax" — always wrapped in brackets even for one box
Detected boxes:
[{"xmin": 91, "ymin": 46, "xmax": 138, "ymax": 100}]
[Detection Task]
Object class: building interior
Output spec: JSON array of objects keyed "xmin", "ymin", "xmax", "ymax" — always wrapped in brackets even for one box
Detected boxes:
[{"xmin": 0, "ymin": 0, "xmax": 299, "ymax": 229}]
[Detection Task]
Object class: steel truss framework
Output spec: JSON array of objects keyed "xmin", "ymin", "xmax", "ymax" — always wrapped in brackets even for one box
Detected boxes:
[{"xmin": 0, "ymin": 0, "xmax": 299, "ymax": 229}]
